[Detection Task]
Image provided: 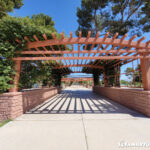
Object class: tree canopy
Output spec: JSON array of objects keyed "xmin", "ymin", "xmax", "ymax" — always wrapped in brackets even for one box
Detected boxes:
[
  {"xmin": 77, "ymin": 0, "xmax": 150, "ymax": 36},
  {"xmin": 125, "ymin": 65, "xmax": 142, "ymax": 83},
  {"xmin": 0, "ymin": 15, "xmax": 63, "ymax": 93},
  {"xmin": 31, "ymin": 13, "xmax": 56, "ymax": 31},
  {"xmin": 0, "ymin": 0, "xmax": 23, "ymax": 18}
]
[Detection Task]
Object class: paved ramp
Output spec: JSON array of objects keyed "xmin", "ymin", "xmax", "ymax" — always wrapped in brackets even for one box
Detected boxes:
[{"xmin": 0, "ymin": 86, "xmax": 150, "ymax": 150}]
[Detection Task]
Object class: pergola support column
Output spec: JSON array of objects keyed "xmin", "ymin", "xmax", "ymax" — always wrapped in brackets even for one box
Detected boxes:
[
  {"xmin": 114, "ymin": 65, "xmax": 120, "ymax": 87},
  {"xmin": 103, "ymin": 72, "xmax": 108, "ymax": 87},
  {"xmin": 140, "ymin": 58, "xmax": 150, "ymax": 90},
  {"xmin": 9, "ymin": 60, "xmax": 21, "ymax": 92}
]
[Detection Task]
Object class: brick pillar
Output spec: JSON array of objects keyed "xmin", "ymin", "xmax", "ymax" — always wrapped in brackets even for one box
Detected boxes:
[
  {"xmin": 9, "ymin": 60, "xmax": 21, "ymax": 92},
  {"xmin": 141, "ymin": 58, "xmax": 150, "ymax": 90}
]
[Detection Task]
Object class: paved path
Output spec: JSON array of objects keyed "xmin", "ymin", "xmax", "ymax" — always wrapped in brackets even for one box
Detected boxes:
[{"xmin": 0, "ymin": 86, "xmax": 150, "ymax": 150}]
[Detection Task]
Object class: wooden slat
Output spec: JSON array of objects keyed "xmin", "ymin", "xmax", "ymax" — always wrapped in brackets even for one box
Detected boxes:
[
  {"xmin": 19, "ymin": 49, "xmax": 150, "ymax": 55},
  {"xmin": 93, "ymin": 32, "xmax": 110, "ymax": 68},
  {"xmin": 129, "ymin": 35, "xmax": 137, "ymax": 44},
  {"xmin": 32, "ymin": 35, "xmax": 51, "ymax": 65},
  {"xmin": 53, "ymin": 64, "xmax": 104, "ymax": 69},
  {"xmin": 85, "ymin": 32, "xmax": 100, "ymax": 64},
  {"xmin": 52, "ymin": 33, "xmax": 56, "ymax": 40},
  {"xmin": 99, "ymin": 33, "xmax": 119, "ymax": 65},
  {"xmin": 96, "ymin": 32, "xmax": 100, "ymax": 38},
  {"xmin": 43, "ymin": 34, "xmax": 48, "ymax": 40},
  {"xmin": 61, "ymin": 32, "xmax": 65, "ymax": 39},
  {"xmin": 110, "ymin": 53, "xmax": 138, "ymax": 68},
  {"xmin": 13, "ymin": 55, "xmax": 150, "ymax": 61},
  {"xmin": 15, "ymin": 39, "xmax": 21, "ymax": 43},
  {"xmin": 116, "ymin": 34, "xmax": 128, "ymax": 51},
  {"xmin": 70, "ymin": 32, "xmax": 74, "ymax": 51},
  {"xmin": 50, "ymin": 45, "xmax": 54, "ymax": 51},
  {"xmin": 105, "ymin": 34, "xmax": 128, "ymax": 65},
  {"xmin": 104, "ymin": 34, "xmax": 128, "ymax": 67},
  {"xmin": 24, "ymin": 36, "xmax": 30, "ymax": 42},
  {"xmin": 43, "ymin": 33, "xmax": 55, "ymax": 51},
  {"xmin": 146, "ymin": 40, "xmax": 150, "ymax": 47},
  {"xmin": 77, "ymin": 32, "xmax": 82, "ymax": 65},
  {"xmin": 27, "ymin": 37, "xmax": 149, "ymax": 50},
  {"xmin": 26, "ymin": 35, "xmax": 150, "ymax": 50},
  {"xmin": 87, "ymin": 31, "xmax": 91, "ymax": 38},
  {"xmin": 33, "ymin": 35, "xmax": 39, "ymax": 41},
  {"xmin": 70, "ymin": 32, "xmax": 73, "ymax": 39},
  {"xmin": 108, "ymin": 33, "xmax": 119, "ymax": 52},
  {"xmin": 137, "ymin": 36, "xmax": 146, "ymax": 44},
  {"xmin": 90, "ymin": 32, "xmax": 100, "ymax": 50},
  {"xmin": 83, "ymin": 31, "xmax": 91, "ymax": 65},
  {"xmin": 106, "ymin": 34, "xmax": 136, "ymax": 65},
  {"xmin": 78, "ymin": 31, "xmax": 82, "ymax": 39}
]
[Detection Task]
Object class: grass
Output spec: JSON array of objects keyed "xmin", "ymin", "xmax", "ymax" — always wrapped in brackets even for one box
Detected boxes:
[{"xmin": 0, "ymin": 119, "xmax": 12, "ymax": 128}]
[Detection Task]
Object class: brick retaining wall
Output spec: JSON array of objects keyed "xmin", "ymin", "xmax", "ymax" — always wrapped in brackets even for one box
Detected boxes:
[
  {"xmin": 0, "ymin": 87, "xmax": 61, "ymax": 121},
  {"xmin": 93, "ymin": 86, "xmax": 150, "ymax": 117}
]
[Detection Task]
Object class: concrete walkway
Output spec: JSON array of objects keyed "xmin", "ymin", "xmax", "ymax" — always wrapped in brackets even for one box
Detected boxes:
[{"xmin": 0, "ymin": 86, "xmax": 150, "ymax": 150}]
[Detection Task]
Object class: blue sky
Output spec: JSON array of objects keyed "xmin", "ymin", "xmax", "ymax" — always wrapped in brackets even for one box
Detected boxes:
[
  {"xmin": 10, "ymin": 0, "xmax": 150, "ymax": 80},
  {"xmin": 10, "ymin": 0, "xmax": 81, "ymax": 36}
]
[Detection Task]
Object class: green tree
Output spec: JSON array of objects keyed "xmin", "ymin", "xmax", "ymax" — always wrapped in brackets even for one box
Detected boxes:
[
  {"xmin": 31, "ymin": 13, "xmax": 56, "ymax": 31},
  {"xmin": 77, "ymin": 0, "xmax": 150, "ymax": 36},
  {"xmin": 125, "ymin": 67, "xmax": 133, "ymax": 81},
  {"xmin": 0, "ymin": 0, "xmax": 23, "ymax": 18},
  {"xmin": 120, "ymin": 80, "xmax": 129, "ymax": 86},
  {"xmin": 125, "ymin": 65, "xmax": 141, "ymax": 83},
  {"xmin": 76, "ymin": 0, "xmax": 108, "ymax": 37},
  {"xmin": 0, "ymin": 15, "xmax": 62, "ymax": 93}
]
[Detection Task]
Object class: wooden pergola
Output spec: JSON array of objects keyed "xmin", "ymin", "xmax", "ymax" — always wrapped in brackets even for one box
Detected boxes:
[
  {"xmin": 62, "ymin": 77, "xmax": 93, "ymax": 82},
  {"xmin": 11, "ymin": 31, "xmax": 150, "ymax": 92},
  {"xmin": 62, "ymin": 78, "xmax": 93, "ymax": 87}
]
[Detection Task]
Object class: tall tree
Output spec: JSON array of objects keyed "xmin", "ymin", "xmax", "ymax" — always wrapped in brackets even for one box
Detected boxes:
[
  {"xmin": 76, "ymin": 0, "xmax": 108, "ymax": 37},
  {"xmin": 77, "ymin": 0, "xmax": 150, "ymax": 36},
  {"xmin": 125, "ymin": 65, "xmax": 142, "ymax": 83},
  {"xmin": 0, "ymin": 0, "xmax": 23, "ymax": 18},
  {"xmin": 31, "ymin": 13, "xmax": 56, "ymax": 31},
  {"xmin": 140, "ymin": 0, "xmax": 150, "ymax": 32}
]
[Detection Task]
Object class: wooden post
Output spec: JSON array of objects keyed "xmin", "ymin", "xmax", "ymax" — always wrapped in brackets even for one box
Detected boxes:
[
  {"xmin": 104, "ymin": 72, "xmax": 108, "ymax": 87},
  {"xmin": 140, "ymin": 58, "xmax": 150, "ymax": 90},
  {"xmin": 9, "ymin": 60, "xmax": 21, "ymax": 92}
]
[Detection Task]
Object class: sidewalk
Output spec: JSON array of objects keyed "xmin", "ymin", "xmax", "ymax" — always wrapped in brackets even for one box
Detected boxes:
[{"xmin": 0, "ymin": 86, "xmax": 150, "ymax": 150}]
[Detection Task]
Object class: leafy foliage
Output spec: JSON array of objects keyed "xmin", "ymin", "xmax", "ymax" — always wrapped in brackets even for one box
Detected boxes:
[
  {"xmin": 76, "ymin": 0, "xmax": 108, "ymax": 37},
  {"xmin": 0, "ymin": 15, "xmax": 62, "ymax": 93},
  {"xmin": 31, "ymin": 13, "xmax": 55, "ymax": 31},
  {"xmin": 0, "ymin": 0, "xmax": 23, "ymax": 18},
  {"xmin": 125, "ymin": 65, "xmax": 142, "ymax": 83},
  {"xmin": 77, "ymin": 0, "xmax": 150, "ymax": 36},
  {"xmin": 52, "ymin": 70, "xmax": 62, "ymax": 87}
]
